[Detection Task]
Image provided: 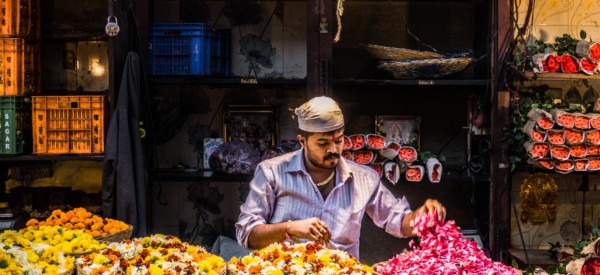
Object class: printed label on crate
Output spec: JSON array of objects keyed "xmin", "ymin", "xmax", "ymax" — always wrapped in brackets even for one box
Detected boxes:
[{"xmin": 2, "ymin": 112, "xmax": 12, "ymax": 152}]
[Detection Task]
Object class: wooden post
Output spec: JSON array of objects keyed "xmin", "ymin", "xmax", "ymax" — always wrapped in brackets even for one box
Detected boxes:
[
  {"xmin": 489, "ymin": 0, "xmax": 513, "ymax": 262},
  {"xmin": 307, "ymin": 0, "xmax": 333, "ymax": 98}
]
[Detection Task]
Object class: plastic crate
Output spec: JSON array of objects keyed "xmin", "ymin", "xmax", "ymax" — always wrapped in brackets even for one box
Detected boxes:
[
  {"xmin": 210, "ymin": 29, "xmax": 231, "ymax": 76},
  {"xmin": 32, "ymin": 96, "xmax": 105, "ymax": 155},
  {"xmin": 0, "ymin": 38, "xmax": 37, "ymax": 96},
  {"xmin": 149, "ymin": 23, "xmax": 211, "ymax": 75},
  {"xmin": 0, "ymin": 0, "xmax": 39, "ymax": 41},
  {"xmin": 0, "ymin": 96, "xmax": 31, "ymax": 155}
]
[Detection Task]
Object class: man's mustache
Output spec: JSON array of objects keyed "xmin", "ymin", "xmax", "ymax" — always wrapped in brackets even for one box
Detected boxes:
[{"xmin": 324, "ymin": 154, "xmax": 340, "ymax": 160}]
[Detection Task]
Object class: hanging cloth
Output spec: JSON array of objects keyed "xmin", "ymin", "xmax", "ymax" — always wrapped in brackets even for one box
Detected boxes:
[{"xmin": 102, "ymin": 52, "xmax": 147, "ymax": 236}]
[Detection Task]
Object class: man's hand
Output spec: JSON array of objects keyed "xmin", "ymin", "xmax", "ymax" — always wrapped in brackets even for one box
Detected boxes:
[
  {"xmin": 287, "ymin": 217, "xmax": 331, "ymax": 245},
  {"xmin": 413, "ymin": 199, "xmax": 446, "ymax": 221},
  {"xmin": 401, "ymin": 199, "xmax": 446, "ymax": 236}
]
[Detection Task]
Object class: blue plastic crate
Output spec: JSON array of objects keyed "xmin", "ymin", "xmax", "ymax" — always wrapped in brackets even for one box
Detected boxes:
[
  {"xmin": 149, "ymin": 23, "xmax": 211, "ymax": 75},
  {"xmin": 210, "ymin": 29, "xmax": 231, "ymax": 76}
]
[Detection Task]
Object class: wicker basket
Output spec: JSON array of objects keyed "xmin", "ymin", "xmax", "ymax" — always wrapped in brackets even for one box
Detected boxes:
[
  {"xmin": 94, "ymin": 225, "xmax": 134, "ymax": 244},
  {"xmin": 377, "ymin": 57, "xmax": 474, "ymax": 79},
  {"xmin": 77, "ymin": 263, "xmax": 226, "ymax": 275},
  {"xmin": 365, "ymin": 44, "xmax": 444, "ymax": 61}
]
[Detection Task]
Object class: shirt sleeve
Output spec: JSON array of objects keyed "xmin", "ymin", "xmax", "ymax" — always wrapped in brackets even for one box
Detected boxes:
[
  {"xmin": 365, "ymin": 181, "xmax": 412, "ymax": 238},
  {"xmin": 235, "ymin": 164, "xmax": 276, "ymax": 248}
]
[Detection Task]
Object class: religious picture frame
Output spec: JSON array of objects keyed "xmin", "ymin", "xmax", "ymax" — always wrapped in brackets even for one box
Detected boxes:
[
  {"xmin": 374, "ymin": 115, "xmax": 421, "ymax": 150},
  {"xmin": 223, "ymin": 105, "xmax": 278, "ymax": 154}
]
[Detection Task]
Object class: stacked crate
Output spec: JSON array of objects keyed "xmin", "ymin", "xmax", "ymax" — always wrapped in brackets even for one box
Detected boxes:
[
  {"xmin": 0, "ymin": 0, "xmax": 40, "ymax": 154},
  {"xmin": 149, "ymin": 23, "xmax": 231, "ymax": 76}
]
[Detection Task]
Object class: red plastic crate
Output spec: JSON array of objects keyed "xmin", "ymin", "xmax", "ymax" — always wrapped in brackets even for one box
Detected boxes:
[{"xmin": 32, "ymin": 96, "xmax": 105, "ymax": 155}]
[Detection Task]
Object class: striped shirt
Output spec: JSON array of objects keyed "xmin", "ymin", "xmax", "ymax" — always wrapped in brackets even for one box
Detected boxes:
[{"xmin": 236, "ymin": 149, "xmax": 412, "ymax": 259}]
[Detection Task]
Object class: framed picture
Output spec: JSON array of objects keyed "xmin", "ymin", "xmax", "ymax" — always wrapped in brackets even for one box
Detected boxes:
[
  {"xmin": 374, "ymin": 115, "xmax": 421, "ymax": 149},
  {"xmin": 223, "ymin": 105, "xmax": 278, "ymax": 154}
]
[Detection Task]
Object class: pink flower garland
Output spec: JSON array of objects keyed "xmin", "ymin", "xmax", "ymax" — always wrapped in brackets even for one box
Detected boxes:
[{"xmin": 375, "ymin": 212, "xmax": 519, "ymax": 275}]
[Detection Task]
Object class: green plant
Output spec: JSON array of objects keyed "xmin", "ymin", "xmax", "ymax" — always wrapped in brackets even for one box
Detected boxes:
[
  {"xmin": 512, "ymin": 38, "xmax": 548, "ymax": 70},
  {"xmin": 417, "ymin": 151, "xmax": 446, "ymax": 164},
  {"xmin": 551, "ymin": 33, "xmax": 580, "ymax": 56}
]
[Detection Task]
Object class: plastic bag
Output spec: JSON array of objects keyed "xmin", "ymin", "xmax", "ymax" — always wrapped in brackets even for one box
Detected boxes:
[
  {"xmin": 209, "ymin": 140, "xmax": 261, "ymax": 175},
  {"xmin": 261, "ymin": 140, "xmax": 301, "ymax": 161}
]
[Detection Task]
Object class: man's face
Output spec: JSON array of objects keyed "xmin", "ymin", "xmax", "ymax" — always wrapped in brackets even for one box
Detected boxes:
[{"xmin": 300, "ymin": 129, "xmax": 344, "ymax": 169}]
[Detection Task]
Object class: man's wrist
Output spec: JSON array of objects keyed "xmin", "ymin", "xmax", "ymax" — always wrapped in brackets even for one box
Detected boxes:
[{"xmin": 285, "ymin": 220, "xmax": 292, "ymax": 239}]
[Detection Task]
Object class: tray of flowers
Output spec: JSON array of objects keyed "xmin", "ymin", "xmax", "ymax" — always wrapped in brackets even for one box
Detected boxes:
[
  {"xmin": 0, "ymin": 225, "xmax": 108, "ymax": 274},
  {"xmin": 374, "ymin": 212, "xmax": 519, "ymax": 274},
  {"xmin": 26, "ymin": 208, "xmax": 132, "ymax": 243},
  {"xmin": 76, "ymin": 234, "xmax": 225, "ymax": 275},
  {"xmin": 228, "ymin": 241, "xmax": 375, "ymax": 274}
]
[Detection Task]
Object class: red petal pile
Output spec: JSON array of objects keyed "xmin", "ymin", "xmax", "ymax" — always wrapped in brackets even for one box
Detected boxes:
[{"xmin": 375, "ymin": 212, "xmax": 519, "ymax": 275}]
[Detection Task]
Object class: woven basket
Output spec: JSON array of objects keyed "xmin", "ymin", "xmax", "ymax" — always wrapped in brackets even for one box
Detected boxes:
[
  {"xmin": 64, "ymin": 249, "xmax": 97, "ymax": 258},
  {"xmin": 77, "ymin": 263, "xmax": 226, "ymax": 275},
  {"xmin": 365, "ymin": 44, "xmax": 444, "ymax": 61},
  {"xmin": 94, "ymin": 225, "xmax": 134, "ymax": 244},
  {"xmin": 377, "ymin": 57, "xmax": 474, "ymax": 79}
]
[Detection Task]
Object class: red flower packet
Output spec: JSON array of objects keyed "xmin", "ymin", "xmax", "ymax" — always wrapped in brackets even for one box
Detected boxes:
[
  {"xmin": 398, "ymin": 146, "xmax": 418, "ymax": 163},
  {"xmin": 349, "ymin": 134, "xmax": 366, "ymax": 150},
  {"xmin": 384, "ymin": 162, "xmax": 401, "ymax": 185},
  {"xmin": 365, "ymin": 134, "xmax": 386, "ymax": 150},
  {"xmin": 560, "ymin": 54, "xmax": 580, "ymax": 73},
  {"xmin": 547, "ymin": 129, "xmax": 565, "ymax": 145},
  {"xmin": 343, "ymin": 135, "xmax": 353, "ymax": 150},
  {"xmin": 554, "ymin": 159, "xmax": 574, "ymax": 174},
  {"xmin": 589, "ymin": 157, "xmax": 600, "ymax": 171},
  {"xmin": 570, "ymin": 144, "xmax": 587, "ymax": 158},
  {"xmin": 588, "ymin": 145, "xmax": 600, "ymax": 156},
  {"xmin": 580, "ymin": 57, "xmax": 596, "ymax": 75},
  {"xmin": 405, "ymin": 165, "xmax": 424, "ymax": 182},
  {"xmin": 552, "ymin": 109, "xmax": 575, "ymax": 128},
  {"xmin": 550, "ymin": 144, "xmax": 571, "ymax": 160},
  {"xmin": 574, "ymin": 114, "xmax": 591, "ymax": 130},
  {"xmin": 586, "ymin": 130, "xmax": 600, "ymax": 145},
  {"xmin": 565, "ymin": 128, "xmax": 585, "ymax": 144},
  {"xmin": 524, "ymin": 141, "xmax": 550, "ymax": 159},
  {"xmin": 352, "ymin": 150, "xmax": 374, "ymax": 164},
  {"xmin": 574, "ymin": 159, "xmax": 589, "ymax": 171}
]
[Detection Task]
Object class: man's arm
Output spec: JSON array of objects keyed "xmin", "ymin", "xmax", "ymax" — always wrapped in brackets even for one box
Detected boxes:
[{"xmin": 247, "ymin": 223, "xmax": 288, "ymax": 249}]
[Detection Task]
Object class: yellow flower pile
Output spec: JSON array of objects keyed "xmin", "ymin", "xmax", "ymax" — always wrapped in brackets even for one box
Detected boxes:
[
  {"xmin": 0, "ymin": 225, "xmax": 105, "ymax": 274},
  {"xmin": 76, "ymin": 234, "xmax": 226, "ymax": 275},
  {"xmin": 26, "ymin": 208, "xmax": 130, "ymax": 237},
  {"xmin": 228, "ymin": 242, "xmax": 374, "ymax": 275}
]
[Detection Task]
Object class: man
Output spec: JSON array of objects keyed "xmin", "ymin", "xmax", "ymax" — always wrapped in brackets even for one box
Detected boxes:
[{"xmin": 236, "ymin": 96, "xmax": 446, "ymax": 259}]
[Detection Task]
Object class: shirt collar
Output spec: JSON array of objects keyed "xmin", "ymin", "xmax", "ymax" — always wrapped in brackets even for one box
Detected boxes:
[{"xmin": 286, "ymin": 148, "xmax": 353, "ymax": 183}]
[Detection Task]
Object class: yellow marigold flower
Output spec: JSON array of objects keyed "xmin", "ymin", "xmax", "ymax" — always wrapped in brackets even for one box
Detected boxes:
[
  {"xmin": 44, "ymin": 264, "xmax": 59, "ymax": 275},
  {"xmin": 148, "ymin": 265, "xmax": 165, "ymax": 275},
  {"xmin": 93, "ymin": 254, "xmax": 107, "ymax": 265},
  {"xmin": 269, "ymin": 270, "xmax": 284, "ymax": 275},
  {"xmin": 26, "ymin": 250, "xmax": 39, "ymax": 263}
]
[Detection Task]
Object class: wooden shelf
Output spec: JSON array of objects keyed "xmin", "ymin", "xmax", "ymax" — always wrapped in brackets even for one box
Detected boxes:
[
  {"xmin": 150, "ymin": 169, "xmax": 253, "ymax": 182},
  {"xmin": 0, "ymin": 155, "xmax": 104, "ymax": 162},
  {"xmin": 150, "ymin": 168, "xmax": 488, "ymax": 183},
  {"xmin": 150, "ymin": 76, "xmax": 306, "ymax": 86},
  {"xmin": 524, "ymin": 71, "xmax": 600, "ymax": 81},
  {"xmin": 334, "ymin": 78, "xmax": 489, "ymax": 86}
]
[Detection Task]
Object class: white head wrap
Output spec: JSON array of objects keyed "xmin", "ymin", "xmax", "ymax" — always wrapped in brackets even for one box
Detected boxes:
[{"xmin": 294, "ymin": 96, "xmax": 344, "ymax": 132}]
